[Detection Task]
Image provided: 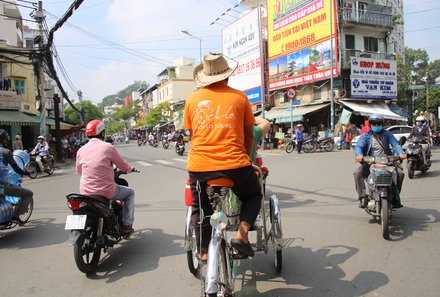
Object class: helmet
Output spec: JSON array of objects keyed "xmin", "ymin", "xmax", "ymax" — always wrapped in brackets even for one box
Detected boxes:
[
  {"xmin": 13, "ymin": 150, "xmax": 30, "ymax": 171},
  {"xmin": 416, "ymin": 116, "xmax": 426, "ymax": 122},
  {"xmin": 15, "ymin": 135, "xmax": 21, "ymax": 140},
  {"xmin": 37, "ymin": 135, "xmax": 45, "ymax": 141},
  {"xmin": 0, "ymin": 129, "xmax": 10, "ymax": 146},
  {"xmin": 368, "ymin": 114, "xmax": 384, "ymax": 123},
  {"xmin": 85, "ymin": 119, "xmax": 105, "ymax": 137}
]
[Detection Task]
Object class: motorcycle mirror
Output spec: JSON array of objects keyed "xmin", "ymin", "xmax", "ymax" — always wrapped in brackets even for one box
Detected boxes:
[{"xmin": 399, "ymin": 137, "xmax": 406, "ymax": 146}]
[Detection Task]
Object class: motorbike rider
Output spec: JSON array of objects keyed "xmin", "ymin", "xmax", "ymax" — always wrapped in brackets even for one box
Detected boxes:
[
  {"xmin": 408, "ymin": 115, "xmax": 431, "ymax": 164},
  {"xmin": 354, "ymin": 114, "xmax": 407, "ymax": 208},
  {"xmin": 174, "ymin": 130, "xmax": 184, "ymax": 146},
  {"xmin": 31, "ymin": 135, "xmax": 52, "ymax": 171},
  {"xmin": 184, "ymin": 53, "xmax": 262, "ymax": 261},
  {"xmin": 0, "ymin": 129, "xmax": 33, "ymax": 221},
  {"xmin": 76, "ymin": 120, "xmax": 136, "ymax": 235}
]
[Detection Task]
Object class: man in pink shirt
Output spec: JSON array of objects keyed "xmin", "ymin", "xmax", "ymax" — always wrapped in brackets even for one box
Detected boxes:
[{"xmin": 76, "ymin": 119, "xmax": 136, "ymax": 234}]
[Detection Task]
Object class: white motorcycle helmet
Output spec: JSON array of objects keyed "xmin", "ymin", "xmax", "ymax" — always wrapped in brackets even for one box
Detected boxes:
[{"xmin": 416, "ymin": 116, "xmax": 426, "ymax": 126}]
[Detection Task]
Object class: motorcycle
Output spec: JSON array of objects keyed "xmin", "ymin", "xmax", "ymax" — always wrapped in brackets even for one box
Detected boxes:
[
  {"xmin": 65, "ymin": 169, "xmax": 138, "ymax": 274},
  {"xmin": 26, "ymin": 152, "xmax": 54, "ymax": 179},
  {"xmin": 405, "ymin": 136, "xmax": 431, "ymax": 179},
  {"xmin": 361, "ymin": 155, "xmax": 402, "ymax": 240},
  {"xmin": 137, "ymin": 138, "xmax": 146, "ymax": 146},
  {"xmin": 0, "ymin": 151, "xmax": 34, "ymax": 230},
  {"xmin": 175, "ymin": 140, "xmax": 185, "ymax": 156},
  {"xmin": 162, "ymin": 138, "xmax": 169, "ymax": 149},
  {"xmin": 285, "ymin": 137, "xmax": 297, "ymax": 153},
  {"xmin": 149, "ymin": 139, "xmax": 158, "ymax": 148},
  {"xmin": 302, "ymin": 134, "xmax": 334, "ymax": 153}
]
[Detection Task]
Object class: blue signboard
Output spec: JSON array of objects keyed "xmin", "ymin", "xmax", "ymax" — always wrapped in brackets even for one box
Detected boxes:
[{"xmin": 245, "ymin": 87, "xmax": 263, "ymax": 105}]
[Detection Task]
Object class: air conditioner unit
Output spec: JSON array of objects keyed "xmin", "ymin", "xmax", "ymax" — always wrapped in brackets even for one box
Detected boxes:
[
  {"xmin": 333, "ymin": 89, "xmax": 347, "ymax": 99},
  {"xmin": 278, "ymin": 92, "xmax": 285, "ymax": 103}
]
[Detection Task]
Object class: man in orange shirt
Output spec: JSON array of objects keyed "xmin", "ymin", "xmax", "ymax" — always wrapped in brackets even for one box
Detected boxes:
[{"xmin": 184, "ymin": 53, "xmax": 262, "ymax": 261}]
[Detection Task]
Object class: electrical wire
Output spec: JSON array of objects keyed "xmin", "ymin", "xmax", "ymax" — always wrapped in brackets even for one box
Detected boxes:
[
  {"xmin": 0, "ymin": 0, "xmax": 35, "ymax": 10},
  {"xmin": 0, "ymin": 12, "xmax": 37, "ymax": 22}
]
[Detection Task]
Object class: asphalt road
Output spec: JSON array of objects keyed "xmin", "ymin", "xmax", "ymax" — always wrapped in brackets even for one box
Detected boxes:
[{"xmin": 1, "ymin": 142, "xmax": 439, "ymax": 297}]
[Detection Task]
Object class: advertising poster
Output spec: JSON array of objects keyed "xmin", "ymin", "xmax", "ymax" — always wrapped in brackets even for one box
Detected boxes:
[
  {"xmin": 222, "ymin": 7, "xmax": 263, "ymax": 105},
  {"xmin": 267, "ymin": 0, "xmax": 338, "ymax": 90},
  {"xmin": 350, "ymin": 57, "xmax": 397, "ymax": 99}
]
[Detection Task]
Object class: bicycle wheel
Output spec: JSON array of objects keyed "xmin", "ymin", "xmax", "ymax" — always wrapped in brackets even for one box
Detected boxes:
[
  {"xmin": 205, "ymin": 239, "xmax": 233, "ymax": 297},
  {"xmin": 186, "ymin": 224, "xmax": 199, "ymax": 275}
]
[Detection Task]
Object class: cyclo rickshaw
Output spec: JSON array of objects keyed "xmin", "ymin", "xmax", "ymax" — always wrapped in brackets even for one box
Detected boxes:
[{"xmin": 184, "ymin": 165, "xmax": 283, "ymax": 297}]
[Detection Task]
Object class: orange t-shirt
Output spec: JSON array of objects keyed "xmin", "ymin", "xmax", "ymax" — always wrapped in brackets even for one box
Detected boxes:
[{"xmin": 184, "ymin": 81, "xmax": 255, "ymax": 172}]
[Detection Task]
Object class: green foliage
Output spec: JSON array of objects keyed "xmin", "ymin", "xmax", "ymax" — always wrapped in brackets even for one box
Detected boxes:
[
  {"xmin": 105, "ymin": 120, "xmax": 126, "ymax": 135},
  {"xmin": 413, "ymin": 87, "xmax": 440, "ymax": 118},
  {"xmin": 405, "ymin": 48, "xmax": 429, "ymax": 85},
  {"xmin": 110, "ymin": 101, "xmax": 140, "ymax": 129},
  {"xmin": 140, "ymin": 102, "xmax": 172, "ymax": 129},
  {"xmin": 64, "ymin": 100, "xmax": 104, "ymax": 125}
]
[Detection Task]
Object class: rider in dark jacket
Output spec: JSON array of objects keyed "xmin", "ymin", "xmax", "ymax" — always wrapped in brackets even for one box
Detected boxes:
[
  {"xmin": 0, "ymin": 129, "xmax": 33, "ymax": 221},
  {"xmin": 354, "ymin": 115, "xmax": 407, "ymax": 208}
]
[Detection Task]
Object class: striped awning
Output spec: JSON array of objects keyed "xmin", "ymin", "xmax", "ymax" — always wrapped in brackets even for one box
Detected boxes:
[{"xmin": 0, "ymin": 110, "xmax": 40, "ymax": 126}]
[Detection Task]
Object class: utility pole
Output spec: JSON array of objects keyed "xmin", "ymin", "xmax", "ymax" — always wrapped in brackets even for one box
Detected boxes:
[
  {"xmin": 426, "ymin": 70, "xmax": 429, "ymax": 112},
  {"xmin": 77, "ymin": 89, "xmax": 84, "ymax": 124},
  {"xmin": 329, "ymin": 0, "xmax": 335, "ymax": 132},
  {"xmin": 53, "ymin": 94, "xmax": 64, "ymax": 162},
  {"xmin": 35, "ymin": 1, "xmax": 46, "ymax": 136}
]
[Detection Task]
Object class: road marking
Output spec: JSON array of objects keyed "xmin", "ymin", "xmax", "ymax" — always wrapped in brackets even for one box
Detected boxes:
[
  {"xmin": 155, "ymin": 159, "xmax": 173, "ymax": 165},
  {"xmin": 137, "ymin": 161, "xmax": 153, "ymax": 167},
  {"xmin": 172, "ymin": 158, "xmax": 187, "ymax": 163}
]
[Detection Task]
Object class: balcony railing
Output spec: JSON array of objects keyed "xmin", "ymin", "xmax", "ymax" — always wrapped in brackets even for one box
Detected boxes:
[
  {"xmin": 343, "ymin": 49, "xmax": 396, "ymax": 68},
  {"xmin": 341, "ymin": 8, "xmax": 393, "ymax": 28}
]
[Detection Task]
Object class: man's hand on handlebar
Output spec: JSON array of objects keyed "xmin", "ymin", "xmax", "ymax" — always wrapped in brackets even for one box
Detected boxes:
[
  {"xmin": 399, "ymin": 153, "xmax": 407, "ymax": 160},
  {"xmin": 355, "ymin": 155, "xmax": 363, "ymax": 163}
]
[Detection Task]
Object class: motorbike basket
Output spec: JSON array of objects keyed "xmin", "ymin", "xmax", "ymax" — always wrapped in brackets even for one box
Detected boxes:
[{"xmin": 370, "ymin": 167, "xmax": 393, "ymax": 186}]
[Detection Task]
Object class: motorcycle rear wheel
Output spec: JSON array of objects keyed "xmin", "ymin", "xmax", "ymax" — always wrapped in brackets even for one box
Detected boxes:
[
  {"xmin": 285, "ymin": 142, "xmax": 295, "ymax": 153},
  {"xmin": 381, "ymin": 199, "xmax": 390, "ymax": 240},
  {"xmin": 407, "ymin": 160, "xmax": 415, "ymax": 179},
  {"xmin": 27, "ymin": 162, "xmax": 38, "ymax": 179},
  {"xmin": 74, "ymin": 223, "xmax": 101, "ymax": 274},
  {"xmin": 46, "ymin": 163, "xmax": 54, "ymax": 175}
]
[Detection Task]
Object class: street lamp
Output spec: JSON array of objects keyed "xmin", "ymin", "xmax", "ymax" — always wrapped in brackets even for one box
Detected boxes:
[{"xmin": 181, "ymin": 29, "xmax": 202, "ymax": 63}]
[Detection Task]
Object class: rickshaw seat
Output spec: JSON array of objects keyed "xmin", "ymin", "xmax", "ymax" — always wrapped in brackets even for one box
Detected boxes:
[
  {"xmin": 255, "ymin": 166, "xmax": 268, "ymax": 176},
  {"xmin": 207, "ymin": 178, "xmax": 234, "ymax": 188}
]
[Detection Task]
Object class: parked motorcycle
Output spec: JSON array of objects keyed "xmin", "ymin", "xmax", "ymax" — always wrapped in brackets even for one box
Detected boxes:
[
  {"xmin": 405, "ymin": 136, "xmax": 431, "ymax": 179},
  {"xmin": 175, "ymin": 140, "xmax": 185, "ymax": 156},
  {"xmin": 361, "ymin": 155, "xmax": 402, "ymax": 240},
  {"xmin": 149, "ymin": 139, "xmax": 158, "ymax": 148},
  {"xmin": 65, "ymin": 169, "xmax": 138, "ymax": 274},
  {"xmin": 26, "ymin": 152, "xmax": 54, "ymax": 179},
  {"xmin": 137, "ymin": 137, "xmax": 146, "ymax": 146},
  {"xmin": 302, "ymin": 134, "xmax": 334, "ymax": 153},
  {"xmin": 285, "ymin": 137, "xmax": 297, "ymax": 153}
]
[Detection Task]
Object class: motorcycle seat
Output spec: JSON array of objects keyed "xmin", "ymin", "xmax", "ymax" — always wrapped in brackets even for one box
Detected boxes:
[
  {"xmin": 207, "ymin": 178, "xmax": 234, "ymax": 188},
  {"xmin": 66, "ymin": 193, "xmax": 111, "ymax": 206}
]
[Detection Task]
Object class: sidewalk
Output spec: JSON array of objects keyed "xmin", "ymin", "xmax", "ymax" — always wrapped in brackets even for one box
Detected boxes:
[{"xmin": 54, "ymin": 158, "xmax": 76, "ymax": 169}]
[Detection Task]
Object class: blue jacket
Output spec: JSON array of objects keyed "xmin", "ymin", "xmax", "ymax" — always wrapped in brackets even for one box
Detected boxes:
[{"xmin": 354, "ymin": 130, "xmax": 404, "ymax": 156}]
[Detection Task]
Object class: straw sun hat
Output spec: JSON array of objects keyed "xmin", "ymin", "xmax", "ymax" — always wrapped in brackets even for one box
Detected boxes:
[{"xmin": 193, "ymin": 53, "xmax": 238, "ymax": 87}]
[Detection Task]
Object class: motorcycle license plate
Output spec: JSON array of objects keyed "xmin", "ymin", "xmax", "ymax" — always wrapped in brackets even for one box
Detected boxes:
[{"xmin": 65, "ymin": 215, "xmax": 87, "ymax": 230}]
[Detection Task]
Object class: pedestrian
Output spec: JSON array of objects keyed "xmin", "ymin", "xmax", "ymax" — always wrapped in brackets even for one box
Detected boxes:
[
  {"xmin": 295, "ymin": 124, "xmax": 304, "ymax": 153},
  {"xmin": 13, "ymin": 134, "xmax": 23, "ymax": 151},
  {"xmin": 184, "ymin": 53, "xmax": 262, "ymax": 261},
  {"xmin": 62, "ymin": 136, "xmax": 69, "ymax": 159}
]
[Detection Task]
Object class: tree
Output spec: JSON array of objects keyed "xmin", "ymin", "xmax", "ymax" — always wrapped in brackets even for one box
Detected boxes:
[
  {"xmin": 64, "ymin": 100, "xmax": 104, "ymax": 125},
  {"xmin": 405, "ymin": 48, "xmax": 429, "ymax": 85},
  {"xmin": 138, "ymin": 102, "xmax": 172, "ymax": 129},
  {"xmin": 111, "ymin": 100, "xmax": 140, "ymax": 129},
  {"xmin": 413, "ymin": 87, "xmax": 440, "ymax": 118}
]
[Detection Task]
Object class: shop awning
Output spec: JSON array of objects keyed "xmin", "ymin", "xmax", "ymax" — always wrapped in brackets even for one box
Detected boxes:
[
  {"xmin": 339, "ymin": 100, "xmax": 407, "ymax": 121},
  {"xmin": 0, "ymin": 110, "xmax": 40, "ymax": 126},
  {"xmin": 265, "ymin": 103, "xmax": 330, "ymax": 124},
  {"xmin": 46, "ymin": 118, "xmax": 74, "ymax": 130}
]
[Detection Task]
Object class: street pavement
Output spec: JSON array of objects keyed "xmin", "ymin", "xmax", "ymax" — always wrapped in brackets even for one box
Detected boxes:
[{"xmin": 1, "ymin": 143, "xmax": 440, "ymax": 297}]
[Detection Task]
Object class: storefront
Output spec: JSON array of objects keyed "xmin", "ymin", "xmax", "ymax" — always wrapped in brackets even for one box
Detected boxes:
[{"xmin": 0, "ymin": 110, "xmax": 40, "ymax": 149}]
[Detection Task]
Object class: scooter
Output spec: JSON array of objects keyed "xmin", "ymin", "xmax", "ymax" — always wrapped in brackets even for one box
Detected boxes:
[
  {"xmin": 26, "ymin": 152, "xmax": 54, "ymax": 179},
  {"xmin": 175, "ymin": 140, "xmax": 185, "ymax": 156},
  {"xmin": 65, "ymin": 169, "xmax": 138, "ymax": 274},
  {"xmin": 405, "ymin": 136, "xmax": 431, "ymax": 179},
  {"xmin": 361, "ymin": 155, "xmax": 402, "ymax": 240}
]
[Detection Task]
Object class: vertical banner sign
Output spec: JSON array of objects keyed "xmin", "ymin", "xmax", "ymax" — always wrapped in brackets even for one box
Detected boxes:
[
  {"xmin": 267, "ymin": 0, "xmax": 338, "ymax": 90},
  {"xmin": 222, "ymin": 7, "xmax": 263, "ymax": 105}
]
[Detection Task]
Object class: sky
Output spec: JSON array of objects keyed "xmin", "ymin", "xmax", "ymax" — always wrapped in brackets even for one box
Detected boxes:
[{"xmin": 17, "ymin": 0, "xmax": 440, "ymax": 104}]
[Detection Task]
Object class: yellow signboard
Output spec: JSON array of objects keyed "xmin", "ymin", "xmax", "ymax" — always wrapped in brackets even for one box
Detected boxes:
[{"xmin": 267, "ymin": 0, "xmax": 338, "ymax": 90}]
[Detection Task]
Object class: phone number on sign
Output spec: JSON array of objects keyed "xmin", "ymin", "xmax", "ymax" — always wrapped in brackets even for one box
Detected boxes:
[
  {"xmin": 284, "ymin": 33, "xmax": 316, "ymax": 52},
  {"xmin": 232, "ymin": 57, "xmax": 261, "ymax": 76}
]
